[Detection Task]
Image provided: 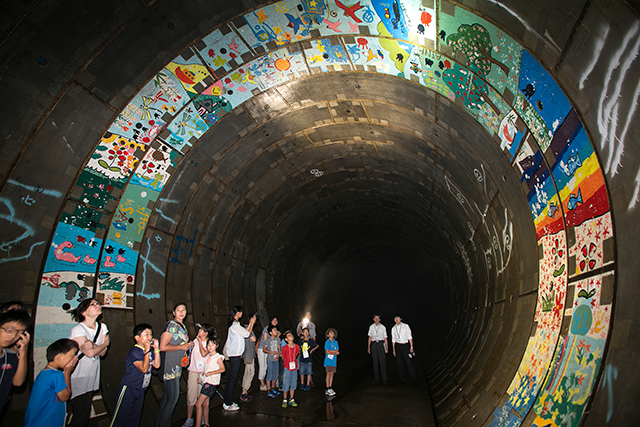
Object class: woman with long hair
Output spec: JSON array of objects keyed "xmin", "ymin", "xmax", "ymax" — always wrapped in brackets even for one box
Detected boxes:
[
  {"xmin": 67, "ymin": 298, "xmax": 110, "ymax": 427},
  {"xmin": 222, "ymin": 306, "xmax": 256, "ymax": 411}
]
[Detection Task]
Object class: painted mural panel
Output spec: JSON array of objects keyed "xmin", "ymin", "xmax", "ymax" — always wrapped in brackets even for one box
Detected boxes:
[
  {"xmin": 439, "ymin": 5, "xmax": 522, "ymax": 96},
  {"xmin": 490, "ymin": 231, "xmax": 568, "ymax": 426},
  {"xmin": 514, "ymin": 51, "xmax": 572, "ymax": 153},
  {"xmin": 514, "ymin": 139, "xmax": 562, "ymax": 238},
  {"xmin": 86, "ymin": 133, "xmax": 147, "ymax": 184},
  {"xmin": 60, "ymin": 203, "xmax": 107, "ymax": 233},
  {"xmin": 73, "ymin": 169, "xmax": 124, "ymax": 210},
  {"xmin": 165, "ymin": 106, "xmax": 210, "ymax": 150},
  {"xmin": 129, "ymin": 143, "xmax": 181, "ymax": 192},
  {"xmin": 108, "ymin": 70, "xmax": 188, "ymax": 142},
  {"xmin": 107, "ymin": 184, "xmax": 159, "ymax": 248},
  {"xmin": 305, "ymin": 38, "xmax": 351, "ymax": 71},
  {"xmin": 498, "ymin": 110, "xmax": 525, "ymax": 161},
  {"xmin": 164, "ymin": 60, "xmax": 212, "ymax": 99},
  {"xmin": 549, "ymin": 117, "xmax": 610, "ymax": 228},
  {"xmin": 197, "ymin": 28, "xmax": 252, "ymax": 74},
  {"xmin": 569, "ymin": 212, "xmax": 613, "ymax": 277},
  {"xmin": 43, "ymin": 222, "xmax": 102, "ymax": 273},
  {"xmin": 531, "ymin": 272, "xmax": 613, "ymax": 427},
  {"xmin": 193, "ymin": 82, "xmax": 234, "ymax": 127},
  {"xmin": 96, "ymin": 272, "xmax": 134, "ymax": 309}
]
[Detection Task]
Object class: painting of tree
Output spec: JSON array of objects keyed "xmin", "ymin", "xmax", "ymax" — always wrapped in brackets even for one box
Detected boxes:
[
  {"xmin": 443, "ymin": 64, "xmax": 501, "ymax": 115},
  {"xmin": 447, "ymin": 23, "xmax": 509, "ymax": 77}
]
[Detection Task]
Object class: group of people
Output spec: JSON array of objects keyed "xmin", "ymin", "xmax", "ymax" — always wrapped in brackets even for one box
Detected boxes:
[
  {"xmin": 367, "ymin": 314, "xmax": 417, "ymax": 385},
  {"xmin": 1, "ymin": 297, "xmax": 417, "ymax": 427}
]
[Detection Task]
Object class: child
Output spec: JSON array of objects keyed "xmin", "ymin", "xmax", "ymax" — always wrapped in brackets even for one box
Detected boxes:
[
  {"xmin": 263, "ymin": 325, "xmax": 280, "ymax": 398},
  {"xmin": 110, "ymin": 324, "xmax": 161, "ymax": 427},
  {"xmin": 280, "ymin": 331, "xmax": 300, "ymax": 408},
  {"xmin": 240, "ymin": 321, "xmax": 257, "ymax": 402},
  {"xmin": 324, "ymin": 328, "xmax": 339, "ymax": 396},
  {"xmin": 183, "ymin": 323, "xmax": 215, "ymax": 427},
  {"xmin": 195, "ymin": 336, "xmax": 225, "ymax": 427},
  {"xmin": 298, "ymin": 327, "xmax": 318, "ymax": 391},
  {"xmin": 24, "ymin": 339, "xmax": 78, "ymax": 427},
  {"xmin": 0, "ymin": 309, "xmax": 31, "ymax": 412}
]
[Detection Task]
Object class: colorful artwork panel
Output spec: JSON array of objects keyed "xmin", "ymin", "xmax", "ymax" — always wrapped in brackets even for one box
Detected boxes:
[
  {"xmin": 130, "ymin": 143, "xmax": 181, "ymax": 192},
  {"xmin": 193, "ymin": 82, "xmax": 233, "ymax": 127},
  {"xmin": 305, "ymin": 38, "xmax": 351, "ymax": 72},
  {"xmin": 464, "ymin": 83, "xmax": 510, "ymax": 135},
  {"xmin": 86, "ymin": 133, "xmax": 148, "ymax": 184},
  {"xmin": 73, "ymin": 169, "xmax": 124, "ymax": 210},
  {"xmin": 236, "ymin": 0, "xmax": 317, "ymax": 48},
  {"xmin": 60, "ymin": 204, "xmax": 107, "ymax": 233},
  {"xmin": 98, "ymin": 238, "xmax": 137, "ymax": 276},
  {"xmin": 41, "ymin": 270, "xmax": 94, "ymax": 311},
  {"xmin": 532, "ymin": 272, "xmax": 613, "ymax": 427},
  {"xmin": 550, "ymin": 123, "xmax": 610, "ymax": 228},
  {"xmin": 164, "ymin": 60, "xmax": 212, "ymax": 98},
  {"xmin": 248, "ymin": 47, "xmax": 308, "ymax": 90},
  {"xmin": 96, "ymin": 272, "xmax": 134, "ymax": 309},
  {"xmin": 43, "ymin": 222, "xmax": 102, "ymax": 273},
  {"xmin": 439, "ymin": 5, "xmax": 523, "ymax": 95},
  {"xmin": 166, "ymin": 105, "xmax": 210, "ymax": 144},
  {"xmin": 107, "ymin": 184, "xmax": 159, "ymax": 247},
  {"xmin": 491, "ymin": 232, "xmax": 568, "ymax": 426},
  {"xmin": 498, "ymin": 110, "xmax": 525, "ymax": 161},
  {"xmin": 569, "ymin": 212, "xmax": 613, "ymax": 277},
  {"xmin": 518, "ymin": 50, "xmax": 572, "ymax": 152},
  {"xmin": 345, "ymin": 36, "xmax": 409, "ymax": 75},
  {"xmin": 197, "ymin": 28, "xmax": 252, "ymax": 74},
  {"xmin": 108, "ymin": 69, "xmax": 188, "ymax": 142}
]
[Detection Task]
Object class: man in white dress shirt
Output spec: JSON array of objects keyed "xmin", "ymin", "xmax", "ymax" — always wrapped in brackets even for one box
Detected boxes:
[
  {"xmin": 391, "ymin": 315, "xmax": 416, "ymax": 384},
  {"xmin": 367, "ymin": 314, "xmax": 388, "ymax": 384}
]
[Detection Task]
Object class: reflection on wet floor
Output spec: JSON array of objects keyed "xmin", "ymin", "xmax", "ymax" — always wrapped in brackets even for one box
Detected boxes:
[{"xmin": 166, "ymin": 356, "xmax": 436, "ymax": 427}]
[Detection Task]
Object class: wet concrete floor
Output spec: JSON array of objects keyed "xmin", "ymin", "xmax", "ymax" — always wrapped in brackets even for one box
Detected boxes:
[{"xmin": 181, "ymin": 356, "xmax": 437, "ymax": 427}]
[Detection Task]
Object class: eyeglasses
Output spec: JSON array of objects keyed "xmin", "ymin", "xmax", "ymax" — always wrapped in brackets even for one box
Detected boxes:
[
  {"xmin": 0, "ymin": 326, "xmax": 26, "ymax": 335},
  {"xmin": 89, "ymin": 301, "xmax": 101, "ymax": 307}
]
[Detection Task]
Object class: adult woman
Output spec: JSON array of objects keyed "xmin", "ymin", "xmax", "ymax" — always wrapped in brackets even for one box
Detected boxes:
[
  {"xmin": 223, "ymin": 306, "xmax": 256, "ymax": 411},
  {"xmin": 155, "ymin": 303, "xmax": 194, "ymax": 427},
  {"xmin": 256, "ymin": 315, "xmax": 278, "ymax": 391},
  {"xmin": 67, "ymin": 298, "xmax": 110, "ymax": 427}
]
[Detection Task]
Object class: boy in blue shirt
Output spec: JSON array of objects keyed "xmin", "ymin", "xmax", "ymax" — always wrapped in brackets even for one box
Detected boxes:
[
  {"xmin": 324, "ymin": 328, "xmax": 339, "ymax": 396},
  {"xmin": 110, "ymin": 323, "xmax": 160, "ymax": 427},
  {"xmin": 24, "ymin": 339, "xmax": 79, "ymax": 427}
]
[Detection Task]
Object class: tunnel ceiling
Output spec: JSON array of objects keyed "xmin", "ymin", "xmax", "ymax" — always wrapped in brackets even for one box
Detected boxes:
[{"xmin": 2, "ymin": 0, "xmax": 635, "ymax": 426}]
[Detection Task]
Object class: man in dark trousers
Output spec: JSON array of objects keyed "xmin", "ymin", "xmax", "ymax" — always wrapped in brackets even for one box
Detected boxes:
[
  {"xmin": 367, "ymin": 314, "xmax": 388, "ymax": 384},
  {"xmin": 391, "ymin": 315, "xmax": 416, "ymax": 385}
]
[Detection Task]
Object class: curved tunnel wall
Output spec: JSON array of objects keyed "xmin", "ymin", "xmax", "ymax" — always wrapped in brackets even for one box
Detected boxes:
[{"xmin": 1, "ymin": 0, "xmax": 638, "ymax": 426}]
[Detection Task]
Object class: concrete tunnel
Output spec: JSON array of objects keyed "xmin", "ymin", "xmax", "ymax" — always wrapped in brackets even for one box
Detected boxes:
[{"xmin": 0, "ymin": 0, "xmax": 639, "ymax": 426}]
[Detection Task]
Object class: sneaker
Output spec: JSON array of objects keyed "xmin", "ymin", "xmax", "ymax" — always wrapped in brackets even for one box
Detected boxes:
[
  {"xmin": 223, "ymin": 403, "xmax": 239, "ymax": 411},
  {"xmin": 239, "ymin": 394, "xmax": 252, "ymax": 402},
  {"xmin": 260, "ymin": 384, "xmax": 268, "ymax": 391},
  {"xmin": 282, "ymin": 399, "xmax": 288, "ymax": 408},
  {"xmin": 273, "ymin": 389, "xmax": 281, "ymax": 396},
  {"xmin": 267, "ymin": 390, "xmax": 275, "ymax": 398},
  {"xmin": 328, "ymin": 388, "xmax": 336, "ymax": 396},
  {"xmin": 325, "ymin": 388, "xmax": 331, "ymax": 396},
  {"xmin": 288, "ymin": 399, "xmax": 298, "ymax": 407},
  {"xmin": 182, "ymin": 419, "xmax": 194, "ymax": 427}
]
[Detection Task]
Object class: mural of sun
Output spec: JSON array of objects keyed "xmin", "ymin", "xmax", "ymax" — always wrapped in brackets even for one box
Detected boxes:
[{"xmin": 274, "ymin": 56, "xmax": 291, "ymax": 71}]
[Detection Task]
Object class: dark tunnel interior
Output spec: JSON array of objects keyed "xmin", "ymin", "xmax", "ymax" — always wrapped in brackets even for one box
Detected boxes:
[{"xmin": 2, "ymin": 0, "xmax": 639, "ymax": 426}]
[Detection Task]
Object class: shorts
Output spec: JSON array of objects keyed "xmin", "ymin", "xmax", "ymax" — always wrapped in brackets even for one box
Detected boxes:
[
  {"xmin": 282, "ymin": 369, "xmax": 297, "ymax": 392},
  {"xmin": 201, "ymin": 383, "xmax": 217, "ymax": 398},
  {"xmin": 325, "ymin": 366, "xmax": 337, "ymax": 373},
  {"xmin": 299, "ymin": 362, "xmax": 313, "ymax": 376},
  {"xmin": 266, "ymin": 360, "xmax": 279, "ymax": 381},
  {"xmin": 187, "ymin": 370, "xmax": 203, "ymax": 406}
]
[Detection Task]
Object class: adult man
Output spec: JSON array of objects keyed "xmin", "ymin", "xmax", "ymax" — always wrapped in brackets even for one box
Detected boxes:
[
  {"xmin": 296, "ymin": 312, "xmax": 317, "ymax": 340},
  {"xmin": 391, "ymin": 315, "xmax": 416, "ymax": 385},
  {"xmin": 367, "ymin": 314, "xmax": 388, "ymax": 384}
]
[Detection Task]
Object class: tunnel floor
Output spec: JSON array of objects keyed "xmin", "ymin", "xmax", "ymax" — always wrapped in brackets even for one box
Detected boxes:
[{"xmin": 133, "ymin": 354, "xmax": 436, "ymax": 427}]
